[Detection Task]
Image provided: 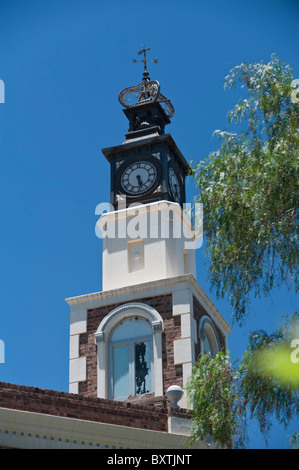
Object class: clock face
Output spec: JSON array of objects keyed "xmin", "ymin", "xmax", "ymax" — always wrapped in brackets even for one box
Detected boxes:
[
  {"xmin": 120, "ymin": 160, "xmax": 159, "ymax": 196},
  {"xmin": 168, "ymin": 167, "xmax": 181, "ymax": 203}
]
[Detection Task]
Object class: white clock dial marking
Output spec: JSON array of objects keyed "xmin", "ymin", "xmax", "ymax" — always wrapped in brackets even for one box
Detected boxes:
[
  {"xmin": 168, "ymin": 168, "xmax": 181, "ymax": 203},
  {"xmin": 121, "ymin": 161, "xmax": 158, "ymax": 195}
]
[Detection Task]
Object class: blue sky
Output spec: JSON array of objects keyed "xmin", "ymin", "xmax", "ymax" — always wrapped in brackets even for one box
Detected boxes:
[{"xmin": 0, "ymin": 0, "xmax": 298, "ymax": 449}]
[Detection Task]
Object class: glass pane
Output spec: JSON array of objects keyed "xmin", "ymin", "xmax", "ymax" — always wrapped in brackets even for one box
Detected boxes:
[
  {"xmin": 111, "ymin": 317, "xmax": 152, "ymax": 342},
  {"xmin": 135, "ymin": 341, "xmax": 151, "ymax": 395},
  {"xmin": 113, "ymin": 344, "xmax": 129, "ymax": 400},
  {"xmin": 203, "ymin": 335, "xmax": 213, "ymax": 356}
]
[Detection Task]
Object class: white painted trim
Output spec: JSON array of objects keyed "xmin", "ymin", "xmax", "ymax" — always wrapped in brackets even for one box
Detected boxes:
[
  {"xmin": 69, "ymin": 335, "xmax": 80, "ymax": 359},
  {"xmin": 69, "ymin": 382, "xmax": 79, "ymax": 394},
  {"xmin": 0, "ymin": 407, "xmax": 208, "ymax": 449},
  {"xmin": 69, "ymin": 307, "xmax": 87, "ymax": 336},
  {"xmin": 168, "ymin": 416, "xmax": 192, "ymax": 436},
  {"xmin": 198, "ymin": 315, "xmax": 221, "ymax": 357},
  {"xmin": 180, "ymin": 313, "xmax": 197, "ymax": 342},
  {"xmin": 174, "ymin": 338, "xmax": 195, "ymax": 365},
  {"xmin": 95, "ymin": 302, "xmax": 164, "ymax": 343},
  {"xmin": 66, "ymin": 274, "xmax": 231, "ymax": 335},
  {"xmin": 97, "ymin": 341, "xmax": 106, "ymax": 398},
  {"xmin": 69, "ymin": 357, "xmax": 86, "ymax": 383},
  {"xmin": 94, "ymin": 302, "xmax": 164, "ymax": 399},
  {"xmin": 172, "ymin": 288, "xmax": 193, "ymax": 316},
  {"xmin": 153, "ymin": 331, "xmax": 163, "ymax": 396}
]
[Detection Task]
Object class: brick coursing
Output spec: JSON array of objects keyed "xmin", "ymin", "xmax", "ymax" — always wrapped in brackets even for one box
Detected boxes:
[
  {"xmin": 0, "ymin": 382, "xmax": 171, "ymax": 432},
  {"xmin": 78, "ymin": 293, "xmax": 183, "ymax": 399}
]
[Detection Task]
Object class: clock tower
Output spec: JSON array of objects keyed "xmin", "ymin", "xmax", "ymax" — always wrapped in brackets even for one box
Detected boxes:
[
  {"xmin": 103, "ymin": 46, "xmax": 189, "ymax": 209},
  {"xmin": 66, "ymin": 46, "xmax": 231, "ymax": 409}
]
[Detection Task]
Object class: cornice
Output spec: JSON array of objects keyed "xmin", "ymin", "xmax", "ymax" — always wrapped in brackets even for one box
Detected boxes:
[{"xmin": 65, "ymin": 274, "xmax": 231, "ymax": 335}]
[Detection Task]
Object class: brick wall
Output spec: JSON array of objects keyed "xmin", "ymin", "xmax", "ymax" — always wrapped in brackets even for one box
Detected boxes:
[
  {"xmin": 78, "ymin": 293, "xmax": 183, "ymax": 398},
  {"xmin": 0, "ymin": 382, "xmax": 170, "ymax": 432}
]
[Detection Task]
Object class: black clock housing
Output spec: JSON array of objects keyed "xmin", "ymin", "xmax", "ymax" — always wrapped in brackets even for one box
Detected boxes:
[{"xmin": 101, "ymin": 101, "xmax": 190, "ymax": 208}]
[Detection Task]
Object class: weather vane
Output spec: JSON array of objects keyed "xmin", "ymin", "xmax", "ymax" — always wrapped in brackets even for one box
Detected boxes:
[
  {"xmin": 132, "ymin": 44, "xmax": 158, "ymax": 78},
  {"xmin": 118, "ymin": 44, "xmax": 174, "ymax": 118}
]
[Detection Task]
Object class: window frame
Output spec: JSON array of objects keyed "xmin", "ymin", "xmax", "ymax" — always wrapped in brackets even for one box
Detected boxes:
[
  {"xmin": 198, "ymin": 315, "xmax": 221, "ymax": 358},
  {"xmin": 109, "ymin": 330, "xmax": 154, "ymax": 400},
  {"xmin": 94, "ymin": 302, "xmax": 164, "ymax": 400}
]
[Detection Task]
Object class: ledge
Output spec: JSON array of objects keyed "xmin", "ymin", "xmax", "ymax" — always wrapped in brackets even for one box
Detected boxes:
[
  {"xmin": 65, "ymin": 274, "xmax": 231, "ymax": 335},
  {"xmin": 0, "ymin": 382, "xmax": 168, "ymax": 433}
]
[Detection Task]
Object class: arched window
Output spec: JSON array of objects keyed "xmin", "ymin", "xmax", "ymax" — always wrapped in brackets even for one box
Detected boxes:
[
  {"xmin": 109, "ymin": 317, "xmax": 153, "ymax": 400},
  {"xmin": 94, "ymin": 302, "xmax": 164, "ymax": 400},
  {"xmin": 203, "ymin": 334, "xmax": 213, "ymax": 356},
  {"xmin": 198, "ymin": 316, "xmax": 220, "ymax": 358}
]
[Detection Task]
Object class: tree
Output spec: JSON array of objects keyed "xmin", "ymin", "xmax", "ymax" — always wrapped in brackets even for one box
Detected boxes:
[
  {"xmin": 192, "ymin": 54, "xmax": 299, "ymax": 324},
  {"xmin": 185, "ymin": 352, "xmax": 247, "ymax": 449},
  {"xmin": 186, "ymin": 313, "xmax": 299, "ymax": 448},
  {"xmin": 187, "ymin": 56, "xmax": 299, "ymax": 448}
]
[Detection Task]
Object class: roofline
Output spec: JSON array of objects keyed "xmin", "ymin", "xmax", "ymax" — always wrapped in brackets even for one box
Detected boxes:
[{"xmin": 101, "ymin": 133, "xmax": 190, "ymax": 174}]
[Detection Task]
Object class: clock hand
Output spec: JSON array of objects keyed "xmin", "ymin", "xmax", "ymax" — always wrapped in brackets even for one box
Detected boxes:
[{"xmin": 136, "ymin": 174, "xmax": 143, "ymax": 186}]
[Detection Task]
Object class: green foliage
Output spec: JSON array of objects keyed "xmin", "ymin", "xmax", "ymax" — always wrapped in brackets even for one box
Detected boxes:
[
  {"xmin": 289, "ymin": 431, "xmax": 299, "ymax": 449},
  {"xmin": 187, "ymin": 314, "xmax": 299, "ymax": 448},
  {"xmin": 186, "ymin": 352, "xmax": 247, "ymax": 449},
  {"xmin": 240, "ymin": 312, "xmax": 299, "ymax": 445},
  {"xmin": 192, "ymin": 54, "xmax": 299, "ymax": 324}
]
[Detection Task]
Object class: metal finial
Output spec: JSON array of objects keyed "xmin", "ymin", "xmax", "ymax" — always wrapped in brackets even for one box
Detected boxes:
[
  {"xmin": 118, "ymin": 45, "xmax": 174, "ymax": 118},
  {"xmin": 132, "ymin": 43, "xmax": 158, "ymax": 79}
]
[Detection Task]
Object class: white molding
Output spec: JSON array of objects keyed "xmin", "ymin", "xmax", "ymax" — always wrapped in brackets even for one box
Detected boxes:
[
  {"xmin": 168, "ymin": 416, "xmax": 192, "ymax": 436},
  {"xmin": 198, "ymin": 315, "xmax": 221, "ymax": 357},
  {"xmin": 173, "ymin": 338, "xmax": 195, "ymax": 365},
  {"xmin": 69, "ymin": 307, "xmax": 87, "ymax": 336},
  {"xmin": 180, "ymin": 313, "xmax": 197, "ymax": 342},
  {"xmin": 69, "ymin": 382, "xmax": 79, "ymax": 394},
  {"xmin": 69, "ymin": 335, "xmax": 80, "ymax": 359},
  {"xmin": 97, "ymin": 342, "xmax": 106, "ymax": 399},
  {"xmin": 0, "ymin": 407, "xmax": 207, "ymax": 449},
  {"xmin": 189, "ymin": 281, "xmax": 230, "ymax": 336},
  {"xmin": 172, "ymin": 288, "xmax": 193, "ymax": 316},
  {"xmin": 69, "ymin": 357, "xmax": 86, "ymax": 384},
  {"xmin": 94, "ymin": 302, "xmax": 164, "ymax": 399},
  {"xmin": 182, "ymin": 362, "xmax": 193, "ymax": 409},
  {"xmin": 153, "ymin": 332, "xmax": 163, "ymax": 396},
  {"xmin": 94, "ymin": 302, "xmax": 164, "ymax": 344},
  {"xmin": 66, "ymin": 274, "xmax": 231, "ymax": 335}
]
